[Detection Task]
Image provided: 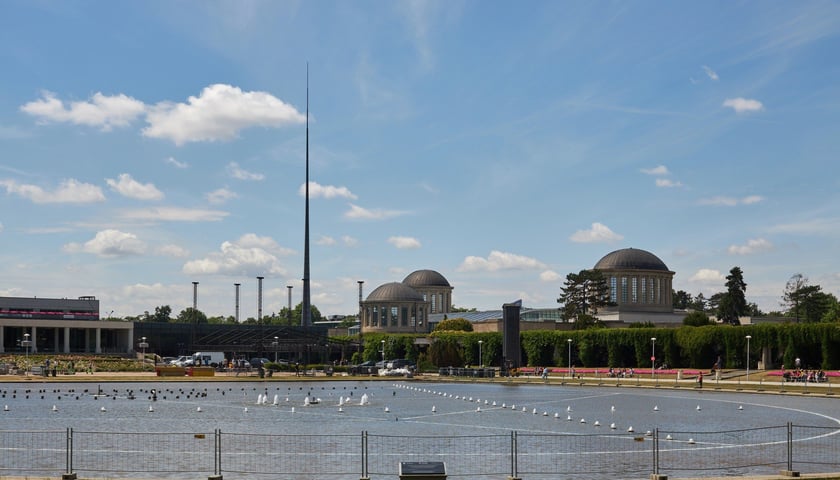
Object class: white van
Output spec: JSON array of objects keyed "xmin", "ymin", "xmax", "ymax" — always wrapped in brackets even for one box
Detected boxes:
[{"xmin": 192, "ymin": 352, "xmax": 226, "ymax": 367}]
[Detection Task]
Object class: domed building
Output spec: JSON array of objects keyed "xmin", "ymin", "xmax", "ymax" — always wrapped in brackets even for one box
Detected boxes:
[
  {"xmin": 593, "ymin": 248, "xmax": 679, "ymax": 322},
  {"xmin": 360, "ymin": 269, "xmax": 453, "ymax": 334}
]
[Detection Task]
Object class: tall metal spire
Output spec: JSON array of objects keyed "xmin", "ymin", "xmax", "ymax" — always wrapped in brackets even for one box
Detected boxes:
[{"xmin": 302, "ymin": 64, "xmax": 312, "ymax": 328}]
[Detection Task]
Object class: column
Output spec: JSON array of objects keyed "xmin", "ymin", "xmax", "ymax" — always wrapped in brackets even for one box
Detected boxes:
[
  {"xmin": 127, "ymin": 329, "xmax": 134, "ymax": 354},
  {"xmin": 0, "ymin": 326, "xmax": 4, "ymax": 353},
  {"xmin": 95, "ymin": 328, "xmax": 102, "ymax": 354},
  {"xmin": 64, "ymin": 327, "xmax": 71, "ymax": 353},
  {"xmin": 31, "ymin": 326, "xmax": 38, "ymax": 353},
  {"xmin": 53, "ymin": 328, "xmax": 60, "ymax": 353}
]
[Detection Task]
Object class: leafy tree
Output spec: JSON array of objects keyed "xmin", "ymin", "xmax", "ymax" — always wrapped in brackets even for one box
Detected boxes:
[
  {"xmin": 451, "ymin": 305, "xmax": 477, "ymax": 313},
  {"xmin": 781, "ymin": 274, "xmax": 835, "ymax": 323},
  {"xmin": 572, "ymin": 313, "xmax": 605, "ymax": 330},
  {"xmin": 434, "ymin": 318, "xmax": 474, "ymax": 332},
  {"xmin": 557, "ymin": 269, "xmax": 612, "ymax": 321},
  {"xmin": 821, "ymin": 298, "xmax": 840, "ymax": 323},
  {"xmin": 683, "ymin": 310, "xmax": 712, "ymax": 326},
  {"xmin": 782, "ymin": 273, "xmax": 808, "ymax": 322},
  {"xmin": 673, "ymin": 290, "xmax": 692, "ymax": 309},
  {"xmin": 689, "ymin": 293, "xmax": 707, "ymax": 312},
  {"xmin": 175, "ymin": 307, "xmax": 207, "ymax": 324},
  {"xmin": 152, "ymin": 305, "xmax": 172, "ymax": 323},
  {"xmin": 717, "ymin": 266, "xmax": 747, "ymax": 325}
]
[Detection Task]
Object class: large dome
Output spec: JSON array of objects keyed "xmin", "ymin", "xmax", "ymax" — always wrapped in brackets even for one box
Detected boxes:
[
  {"xmin": 402, "ymin": 269, "xmax": 451, "ymax": 288},
  {"xmin": 366, "ymin": 282, "xmax": 425, "ymax": 302},
  {"xmin": 594, "ymin": 248, "xmax": 670, "ymax": 272}
]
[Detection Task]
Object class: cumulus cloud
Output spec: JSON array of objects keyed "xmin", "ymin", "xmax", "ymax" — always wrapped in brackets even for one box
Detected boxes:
[
  {"xmin": 388, "ymin": 236, "xmax": 421, "ymax": 249},
  {"xmin": 723, "ymin": 97, "xmax": 764, "ymax": 114},
  {"xmin": 63, "ymin": 229, "xmax": 146, "ymax": 257},
  {"xmin": 641, "ymin": 165, "xmax": 669, "ymax": 176},
  {"xmin": 20, "ymin": 91, "xmax": 146, "ymax": 131},
  {"xmin": 206, "ymin": 187, "xmax": 238, "ymax": 205},
  {"xmin": 689, "ymin": 268, "xmax": 725, "ymax": 283},
  {"xmin": 106, "ymin": 173, "xmax": 164, "ymax": 200},
  {"xmin": 702, "ymin": 65, "xmax": 719, "ymax": 81},
  {"xmin": 698, "ymin": 195, "xmax": 765, "ymax": 207},
  {"xmin": 540, "ymin": 270, "xmax": 561, "ymax": 281},
  {"xmin": 182, "ymin": 233, "xmax": 293, "ymax": 276},
  {"xmin": 569, "ymin": 222, "xmax": 624, "ymax": 243},
  {"xmin": 458, "ymin": 250, "xmax": 546, "ymax": 272},
  {"xmin": 120, "ymin": 207, "xmax": 229, "ymax": 222},
  {"xmin": 344, "ymin": 204, "xmax": 406, "ymax": 220},
  {"xmin": 143, "ymin": 84, "xmax": 305, "ymax": 145},
  {"xmin": 655, "ymin": 178, "xmax": 683, "ymax": 188},
  {"xmin": 156, "ymin": 244, "xmax": 190, "ymax": 258},
  {"xmin": 342, "ymin": 235, "xmax": 358, "ymax": 247},
  {"xmin": 728, "ymin": 238, "xmax": 774, "ymax": 255},
  {"xmin": 165, "ymin": 157, "xmax": 188, "ymax": 169},
  {"xmin": 300, "ymin": 181, "xmax": 357, "ymax": 200},
  {"xmin": 317, "ymin": 235, "xmax": 336, "ymax": 246},
  {"xmin": 227, "ymin": 162, "xmax": 264, "ymax": 181},
  {"xmin": 0, "ymin": 178, "xmax": 105, "ymax": 204}
]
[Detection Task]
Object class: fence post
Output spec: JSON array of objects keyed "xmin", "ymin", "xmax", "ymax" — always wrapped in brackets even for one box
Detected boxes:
[
  {"xmin": 360, "ymin": 430, "xmax": 369, "ymax": 480},
  {"xmin": 507, "ymin": 430, "xmax": 521, "ymax": 480},
  {"xmin": 781, "ymin": 422, "xmax": 799, "ymax": 477},
  {"xmin": 61, "ymin": 427, "xmax": 76, "ymax": 480},
  {"xmin": 650, "ymin": 428, "xmax": 667, "ymax": 480},
  {"xmin": 208, "ymin": 429, "xmax": 222, "ymax": 480}
]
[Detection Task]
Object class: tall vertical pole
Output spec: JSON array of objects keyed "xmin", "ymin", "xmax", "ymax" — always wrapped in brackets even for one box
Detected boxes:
[
  {"xmin": 302, "ymin": 64, "xmax": 312, "ymax": 328},
  {"xmin": 357, "ymin": 280, "xmax": 364, "ymax": 326},
  {"xmin": 286, "ymin": 285, "xmax": 293, "ymax": 325},
  {"xmin": 234, "ymin": 283, "xmax": 241, "ymax": 323},
  {"xmin": 192, "ymin": 282, "xmax": 199, "ymax": 310},
  {"xmin": 651, "ymin": 337, "xmax": 656, "ymax": 380},
  {"xmin": 257, "ymin": 276, "xmax": 264, "ymax": 323}
]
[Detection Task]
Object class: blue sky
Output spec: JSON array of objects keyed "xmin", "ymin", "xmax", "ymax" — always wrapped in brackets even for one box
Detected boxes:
[{"xmin": 2, "ymin": 1, "xmax": 839, "ymax": 319}]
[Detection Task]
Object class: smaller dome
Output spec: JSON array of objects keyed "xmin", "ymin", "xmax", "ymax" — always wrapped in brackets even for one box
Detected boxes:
[
  {"xmin": 594, "ymin": 248, "xmax": 670, "ymax": 272},
  {"xmin": 403, "ymin": 269, "xmax": 451, "ymax": 287},
  {"xmin": 366, "ymin": 282, "xmax": 425, "ymax": 302}
]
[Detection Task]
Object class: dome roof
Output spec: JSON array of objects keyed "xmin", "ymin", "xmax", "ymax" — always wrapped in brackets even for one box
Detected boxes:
[
  {"xmin": 402, "ymin": 269, "xmax": 451, "ymax": 288},
  {"xmin": 593, "ymin": 248, "xmax": 670, "ymax": 272},
  {"xmin": 366, "ymin": 282, "xmax": 425, "ymax": 302}
]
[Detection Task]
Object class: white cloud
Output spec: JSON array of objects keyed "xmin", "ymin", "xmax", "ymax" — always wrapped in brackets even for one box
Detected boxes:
[
  {"xmin": 702, "ymin": 65, "xmax": 719, "ymax": 81},
  {"xmin": 165, "ymin": 157, "xmax": 188, "ymax": 169},
  {"xmin": 299, "ymin": 181, "xmax": 357, "ymax": 200},
  {"xmin": 317, "ymin": 235, "xmax": 336, "ymax": 246},
  {"xmin": 182, "ymin": 233, "xmax": 292, "ymax": 276},
  {"xmin": 20, "ymin": 91, "xmax": 146, "ymax": 131},
  {"xmin": 0, "ymin": 178, "xmax": 105, "ymax": 204},
  {"xmin": 655, "ymin": 178, "xmax": 683, "ymax": 188},
  {"xmin": 106, "ymin": 173, "xmax": 164, "ymax": 201},
  {"xmin": 63, "ymin": 229, "xmax": 146, "ymax": 257},
  {"xmin": 344, "ymin": 203, "xmax": 406, "ymax": 220},
  {"xmin": 641, "ymin": 165, "xmax": 669, "ymax": 176},
  {"xmin": 156, "ymin": 244, "xmax": 190, "ymax": 258},
  {"xmin": 342, "ymin": 235, "xmax": 358, "ymax": 247},
  {"xmin": 689, "ymin": 268, "xmax": 725, "ymax": 283},
  {"xmin": 227, "ymin": 162, "xmax": 264, "ymax": 181},
  {"xmin": 142, "ymin": 84, "xmax": 305, "ymax": 145},
  {"xmin": 728, "ymin": 238, "xmax": 774, "ymax": 255},
  {"xmin": 120, "ymin": 207, "xmax": 229, "ymax": 222},
  {"xmin": 206, "ymin": 187, "xmax": 238, "ymax": 205},
  {"xmin": 723, "ymin": 97, "xmax": 764, "ymax": 114},
  {"xmin": 569, "ymin": 222, "xmax": 624, "ymax": 243},
  {"xmin": 768, "ymin": 218, "xmax": 840, "ymax": 235},
  {"xmin": 458, "ymin": 250, "xmax": 546, "ymax": 272},
  {"xmin": 388, "ymin": 236, "xmax": 421, "ymax": 249},
  {"xmin": 540, "ymin": 270, "xmax": 561, "ymax": 282},
  {"xmin": 698, "ymin": 195, "xmax": 765, "ymax": 207}
]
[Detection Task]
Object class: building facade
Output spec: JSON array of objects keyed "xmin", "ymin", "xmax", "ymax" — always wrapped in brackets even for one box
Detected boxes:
[{"xmin": 360, "ymin": 269, "xmax": 453, "ymax": 334}]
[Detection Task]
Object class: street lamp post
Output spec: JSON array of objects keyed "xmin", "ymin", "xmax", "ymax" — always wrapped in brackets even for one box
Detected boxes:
[
  {"xmin": 380, "ymin": 339, "xmax": 386, "ymax": 364},
  {"xmin": 651, "ymin": 337, "xmax": 657, "ymax": 380},
  {"xmin": 745, "ymin": 335, "xmax": 752, "ymax": 382},
  {"xmin": 273, "ymin": 336, "xmax": 279, "ymax": 363},
  {"xmin": 138, "ymin": 337, "xmax": 149, "ymax": 371},
  {"xmin": 22, "ymin": 333, "xmax": 32, "ymax": 376},
  {"xmin": 478, "ymin": 340, "xmax": 483, "ymax": 368},
  {"xmin": 567, "ymin": 339, "xmax": 573, "ymax": 379}
]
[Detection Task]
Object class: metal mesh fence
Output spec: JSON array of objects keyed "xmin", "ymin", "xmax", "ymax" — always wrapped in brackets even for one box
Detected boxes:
[
  {"xmin": 72, "ymin": 430, "xmax": 215, "ymax": 477},
  {"xmin": 0, "ymin": 429, "xmax": 65, "ymax": 475},
  {"xmin": 793, "ymin": 424, "xmax": 840, "ymax": 473},
  {"xmin": 658, "ymin": 425, "xmax": 788, "ymax": 476},
  {"xmin": 517, "ymin": 431, "xmax": 653, "ymax": 478},
  {"xmin": 366, "ymin": 433, "xmax": 511, "ymax": 478},
  {"xmin": 219, "ymin": 432, "xmax": 360, "ymax": 478}
]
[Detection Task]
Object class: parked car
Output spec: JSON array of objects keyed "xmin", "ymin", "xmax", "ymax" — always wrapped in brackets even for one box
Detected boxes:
[
  {"xmin": 250, "ymin": 357, "xmax": 272, "ymax": 368},
  {"xmin": 387, "ymin": 359, "xmax": 416, "ymax": 370},
  {"xmin": 350, "ymin": 360, "xmax": 378, "ymax": 375}
]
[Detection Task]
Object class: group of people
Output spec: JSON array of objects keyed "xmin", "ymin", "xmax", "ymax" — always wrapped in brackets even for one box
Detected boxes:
[
  {"xmin": 607, "ymin": 367, "xmax": 634, "ymax": 378},
  {"xmin": 781, "ymin": 366, "xmax": 827, "ymax": 383}
]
